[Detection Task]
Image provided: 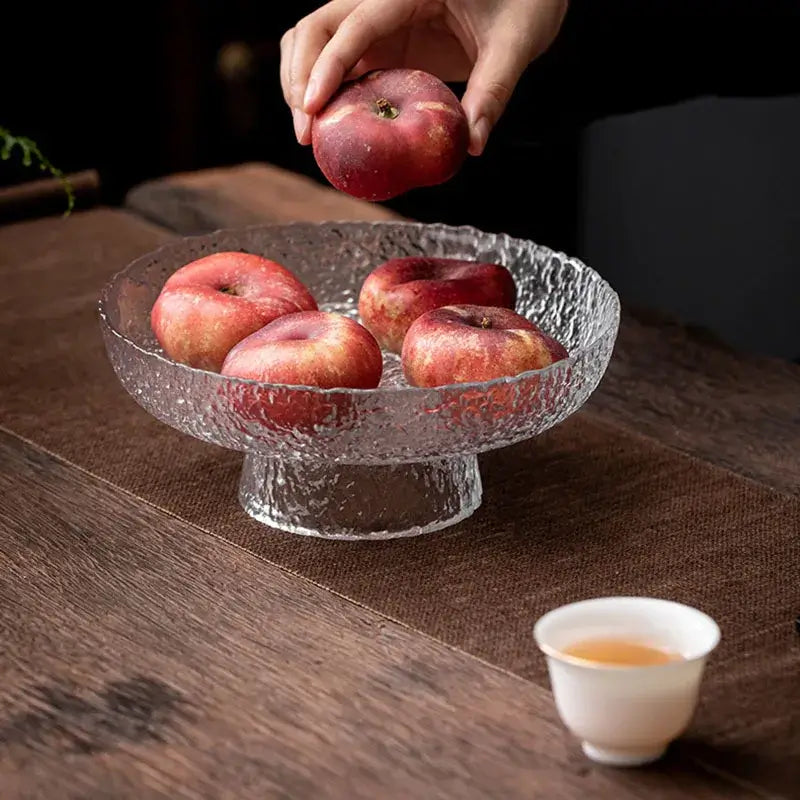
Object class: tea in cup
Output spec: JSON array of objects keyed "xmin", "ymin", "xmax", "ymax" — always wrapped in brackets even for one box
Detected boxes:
[{"xmin": 533, "ymin": 596, "xmax": 721, "ymax": 767}]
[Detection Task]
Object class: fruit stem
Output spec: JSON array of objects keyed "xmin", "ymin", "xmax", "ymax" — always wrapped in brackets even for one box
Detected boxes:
[
  {"xmin": 375, "ymin": 98, "xmax": 399, "ymax": 119},
  {"xmin": 480, "ymin": 316, "xmax": 492, "ymax": 329}
]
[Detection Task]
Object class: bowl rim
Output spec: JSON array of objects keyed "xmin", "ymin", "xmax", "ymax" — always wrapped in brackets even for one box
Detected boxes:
[{"xmin": 97, "ymin": 220, "xmax": 621, "ymax": 398}]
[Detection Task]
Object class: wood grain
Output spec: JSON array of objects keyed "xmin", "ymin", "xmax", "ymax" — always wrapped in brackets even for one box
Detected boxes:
[
  {"xmin": 124, "ymin": 162, "xmax": 800, "ymax": 496},
  {"xmin": 0, "ymin": 430, "xmax": 759, "ymax": 800},
  {"xmin": 0, "ymin": 183, "xmax": 792, "ymax": 797},
  {"xmin": 1, "ymin": 209, "xmax": 798, "ymax": 799},
  {"xmin": 588, "ymin": 309, "xmax": 800, "ymax": 496}
]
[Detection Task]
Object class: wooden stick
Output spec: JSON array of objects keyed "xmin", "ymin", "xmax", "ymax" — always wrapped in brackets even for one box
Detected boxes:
[{"xmin": 0, "ymin": 169, "xmax": 101, "ymax": 222}]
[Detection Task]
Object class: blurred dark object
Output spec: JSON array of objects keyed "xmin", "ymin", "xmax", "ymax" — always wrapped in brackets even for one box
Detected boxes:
[
  {"xmin": 578, "ymin": 95, "xmax": 800, "ymax": 360},
  {"xmin": 0, "ymin": 170, "xmax": 100, "ymax": 223}
]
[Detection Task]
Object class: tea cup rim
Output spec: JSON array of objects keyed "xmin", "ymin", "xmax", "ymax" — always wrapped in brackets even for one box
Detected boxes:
[{"xmin": 532, "ymin": 595, "xmax": 721, "ymax": 672}]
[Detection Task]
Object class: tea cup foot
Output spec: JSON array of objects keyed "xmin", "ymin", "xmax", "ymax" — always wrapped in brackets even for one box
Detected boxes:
[{"xmin": 581, "ymin": 741, "xmax": 667, "ymax": 767}]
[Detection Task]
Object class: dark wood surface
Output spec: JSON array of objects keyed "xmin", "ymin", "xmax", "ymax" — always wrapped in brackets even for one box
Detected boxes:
[
  {"xmin": 126, "ymin": 163, "xmax": 800, "ymax": 497},
  {"xmin": 0, "ymin": 430, "xmax": 756, "ymax": 800},
  {"xmin": 1, "ymin": 165, "xmax": 798, "ymax": 798}
]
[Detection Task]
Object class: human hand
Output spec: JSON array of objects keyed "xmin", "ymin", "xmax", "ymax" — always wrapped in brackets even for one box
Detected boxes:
[{"xmin": 280, "ymin": 0, "xmax": 568, "ymax": 156}]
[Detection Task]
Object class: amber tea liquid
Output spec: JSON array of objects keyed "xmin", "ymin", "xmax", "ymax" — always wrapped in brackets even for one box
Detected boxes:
[{"xmin": 561, "ymin": 637, "xmax": 683, "ymax": 666}]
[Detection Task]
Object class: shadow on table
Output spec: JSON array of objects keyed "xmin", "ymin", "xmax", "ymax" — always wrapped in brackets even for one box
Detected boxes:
[{"xmin": 671, "ymin": 735, "xmax": 800, "ymax": 799}]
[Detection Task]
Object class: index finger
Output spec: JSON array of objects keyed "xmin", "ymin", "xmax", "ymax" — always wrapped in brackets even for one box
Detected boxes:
[{"xmin": 302, "ymin": 0, "xmax": 419, "ymax": 114}]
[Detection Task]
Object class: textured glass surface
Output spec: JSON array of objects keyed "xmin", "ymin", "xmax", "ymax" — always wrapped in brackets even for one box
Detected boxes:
[
  {"xmin": 98, "ymin": 221, "xmax": 620, "ymax": 465},
  {"xmin": 239, "ymin": 454, "xmax": 482, "ymax": 540}
]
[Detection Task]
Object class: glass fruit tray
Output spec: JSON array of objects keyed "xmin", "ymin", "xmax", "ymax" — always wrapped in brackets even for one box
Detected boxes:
[{"xmin": 98, "ymin": 221, "xmax": 620, "ymax": 540}]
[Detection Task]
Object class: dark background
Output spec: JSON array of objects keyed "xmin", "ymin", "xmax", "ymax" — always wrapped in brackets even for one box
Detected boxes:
[{"xmin": 3, "ymin": 1, "xmax": 800, "ymax": 356}]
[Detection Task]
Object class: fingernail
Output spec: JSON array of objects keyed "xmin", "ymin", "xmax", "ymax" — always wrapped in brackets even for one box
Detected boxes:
[
  {"xmin": 292, "ymin": 109, "xmax": 310, "ymax": 143},
  {"xmin": 471, "ymin": 117, "xmax": 490, "ymax": 155},
  {"xmin": 303, "ymin": 78, "xmax": 319, "ymax": 111}
]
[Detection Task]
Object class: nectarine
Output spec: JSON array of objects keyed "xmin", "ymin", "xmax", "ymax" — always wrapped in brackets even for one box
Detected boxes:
[
  {"xmin": 151, "ymin": 252, "xmax": 317, "ymax": 371},
  {"xmin": 402, "ymin": 305, "xmax": 569, "ymax": 387},
  {"xmin": 359, "ymin": 256, "xmax": 516, "ymax": 353},
  {"xmin": 220, "ymin": 311, "xmax": 382, "ymax": 389},
  {"xmin": 311, "ymin": 69, "xmax": 469, "ymax": 201},
  {"xmin": 220, "ymin": 310, "xmax": 383, "ymax": 431}
]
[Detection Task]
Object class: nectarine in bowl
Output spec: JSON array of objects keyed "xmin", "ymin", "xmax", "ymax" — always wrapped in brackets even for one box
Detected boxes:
[{"xmin": 98, "ymin": 221, "xmax": 619, "ymax": 540}]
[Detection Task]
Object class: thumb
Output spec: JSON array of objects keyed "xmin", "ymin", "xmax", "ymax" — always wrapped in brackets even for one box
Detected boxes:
[{"xmin": 460, "ymin": 41, "xmax": 532, "ymax": 156}]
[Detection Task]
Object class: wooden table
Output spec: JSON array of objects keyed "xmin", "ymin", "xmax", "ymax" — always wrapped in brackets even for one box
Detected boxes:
[{"xmin": 2, "ymin": 163, "xmax": 798, "ymax": 800}]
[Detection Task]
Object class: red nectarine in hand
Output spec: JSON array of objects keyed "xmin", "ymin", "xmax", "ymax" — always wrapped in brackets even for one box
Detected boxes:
[
  {"xmin": 358, "ymin": 256, "xmax": 516, "ymax": 353},
  {"xmin": 311, "ymin": 68, "xmax": 469, "ymax": 201},
  {"xmin": 402, "ymin": 305, "xmax": 568, "ymax": 387},
  {"xmin": 151, "ymin": 252, "xmax": 317, "ymax": 372}
]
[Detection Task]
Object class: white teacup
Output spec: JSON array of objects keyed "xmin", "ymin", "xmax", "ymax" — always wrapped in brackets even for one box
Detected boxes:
[{"xmin": 533, "ymin": 596, "xmax": 721, "ymax": 767}]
